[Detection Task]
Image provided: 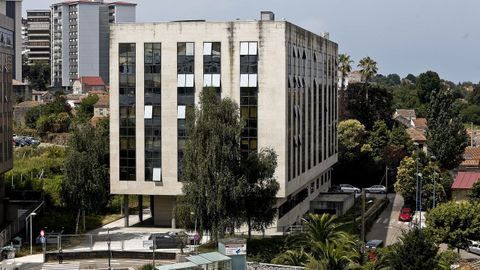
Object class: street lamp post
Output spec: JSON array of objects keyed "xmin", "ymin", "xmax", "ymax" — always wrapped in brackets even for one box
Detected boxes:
[
  {"xmin": 190, "ymin": 212, "xmax": 198, "ymax": 247},
  {"xmin": 418, "ymin": 173, "xmax": 423, "ymax": 228},
  {"xmin": 27, "ymin": 212, "xmax": 37, "ymax": 255},
  {"xmin": 107, "ymin": 228, "xmax": 111, "ymax": 270},
  {"xmin": 430, "ymin": 156, "xmax": 437, "ymax": 209}
]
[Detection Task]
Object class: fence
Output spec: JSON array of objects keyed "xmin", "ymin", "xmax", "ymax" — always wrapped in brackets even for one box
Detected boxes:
[
  {"xmin": 40, "ymin": 232, "xmax": 192, "ymax": 252},
  {"xmin": 247, "ymin": 262, "xmax": 306, "ymax": 270}
]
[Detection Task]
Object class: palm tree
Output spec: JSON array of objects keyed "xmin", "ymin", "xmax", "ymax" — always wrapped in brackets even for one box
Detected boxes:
[
  {"xmin": 358, "ymin": 56, "xmax": 378, "ymax": 100},
  {"xmin": 338, "ymin": 54, "xmax": 354, "ymax": 92},
  {"xmin": 272, "ymin": 249, "xmax": 309, "ymax": 266},
  {"xmin": 338, "ymin": 54, "xmax": 354, "ymax": 120}
]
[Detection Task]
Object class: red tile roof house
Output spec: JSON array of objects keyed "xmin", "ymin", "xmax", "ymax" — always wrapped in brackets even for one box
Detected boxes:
[
  {"xmin": 72, "ymin": 76, "xmax": 106, "ymax": 95},
  {"xmin": 451, "ymin": 171, "xmax": 480, "ymax": 201}
]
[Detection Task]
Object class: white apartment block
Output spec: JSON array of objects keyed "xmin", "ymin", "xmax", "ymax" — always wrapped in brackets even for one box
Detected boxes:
[
  {"xmin": 51, "ymin": 0, "xmax": 136, "ymax": 89},
  {"xmin": 26, "ymin": 10, "xmax": 51, "ymax": 65},
  {"xmin": 109, "ymin": 12, "xmax": 339, "ymax": 231}
]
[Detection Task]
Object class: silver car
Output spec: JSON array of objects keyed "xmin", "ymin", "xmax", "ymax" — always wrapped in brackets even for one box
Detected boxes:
[
  {"xmin": 467, "ymin": 242, "xmax": 480, "ymax": 255},
  {"xmin": 339, "ymin": 184, "xmax": 361, "ymax": 193},
  {"xmin": 364, "ymin": 185, "xmax": 387, "ymax": 194}
]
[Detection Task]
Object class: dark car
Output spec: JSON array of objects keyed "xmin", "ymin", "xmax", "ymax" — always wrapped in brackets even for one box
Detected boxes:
[
  {"xmin": 365, "ymin": 239, "xmax": 383, "ymax": 250},
  {"xmin": 148, "ymin": 232, "xmax": 186, "ymax": 249}
]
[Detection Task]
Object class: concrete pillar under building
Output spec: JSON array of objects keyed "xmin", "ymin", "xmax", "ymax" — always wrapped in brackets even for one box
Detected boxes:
[
  {"xmin": 123, "ymin": 194, "xmax": 129, "ymax": 227},
  {"xmin": 138, "ymin": 195, "xmax": 143, "ymax": 222},
  {"xmin": 150, "ymin": 195, "xmax": 155, "ymax": 220}
]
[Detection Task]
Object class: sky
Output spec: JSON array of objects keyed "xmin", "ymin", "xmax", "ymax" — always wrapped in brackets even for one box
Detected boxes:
[{"xmin": 23, "ymin": 0, "xmax": 480, "ymax": 83}]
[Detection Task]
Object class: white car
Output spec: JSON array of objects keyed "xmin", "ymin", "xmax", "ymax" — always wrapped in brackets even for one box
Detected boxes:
[
  {"xmin": 467, "ymin": 242, "xmax": 480, "ymax": 255},
  {"xmin": 339, "ymin": 184, "xmax": 360, "ymax": 193},
  {"xmin": 364, "ymin": 185, "xmax": 387, "ymax": 194}
]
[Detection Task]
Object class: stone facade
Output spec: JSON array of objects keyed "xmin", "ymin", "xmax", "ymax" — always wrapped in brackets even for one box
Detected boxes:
[{"xmin": 109, "ymin": 16, "xmax": 338, "ymax": 230}]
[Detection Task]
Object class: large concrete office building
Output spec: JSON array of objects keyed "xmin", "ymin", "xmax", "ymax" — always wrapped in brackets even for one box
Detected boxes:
[
  {"xmin": 51, "ymin": 0, "xmax": 136, "ymax": 89},
  {"xmin": 0, "ymin": 0, "xmax": 15, "ymax": 227},
  {"xmin": 109, "ymin": 12, "xmax": 339, "ymax": 230},
  {"xmin": 26, "ymin": 10, "xmax": 51, "ymax": 65}
]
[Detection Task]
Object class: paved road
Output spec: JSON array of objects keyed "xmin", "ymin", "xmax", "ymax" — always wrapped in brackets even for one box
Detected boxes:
[{"xmin": 366, "ymin": 193, "xmax": 410, "ymax": 246}]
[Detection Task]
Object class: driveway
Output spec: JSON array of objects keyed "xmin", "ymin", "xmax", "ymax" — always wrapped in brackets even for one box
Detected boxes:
[{"xmin": 366, "ymin": 193, "xmax": 410, "ymax": 246}]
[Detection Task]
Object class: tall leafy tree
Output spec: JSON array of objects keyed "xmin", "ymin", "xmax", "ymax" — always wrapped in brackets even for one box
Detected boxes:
[
  {"xmin": 239, "ymin": 148, "xmax": 279, "ymax": 238},
  {"xmin": 26, "ymin": 62, "xmax": 51, "ymax": 91},
  {"xmin": 338, "ymin": 54, "xmax": 354, "ymax": 120},
  {"xmin": 426, "ymin": 201, "xmax": 480, "ymax": 250},
  {"xmin": 427, "ymin": 90, "xmax": 468, "ymax": 169},
  {"xmin": 394, "ymin": 156, "xmax": 417, "ymax": 203},
  {"xmin": 417, "ymin": 71, "xmax": 441, "ymax": 103},
  {"xmin": 61, "ymin": 121, "xmax": 109, "ymax": 233},
  {"xmin": 344, "ymin": 83, "xmax": 393, "ymax": 129},
  {"xmin": 367, "ymin": 121, "xmax": 390, "ymax": 162},
  {"xmin": 338, "ymin": 119, "xmax": 367, "ymax": 162},
  {"xmin": 469, "ymin": 181, "xmax": 480, "ymax": 202},
  {"xmin": 76, "ymin": 94, "xmax": 100, "ymax": 121},
  {"xmin": 180, "ymin": 88, "xmax": 243, "ymax": 242},
  {"xmin": 386, "ymin": 228, "xmax": 440, "ymax": 270}
]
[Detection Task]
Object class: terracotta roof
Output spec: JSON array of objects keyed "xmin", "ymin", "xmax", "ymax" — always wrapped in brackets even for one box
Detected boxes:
[
  {"xmin": 452, "ymin": 171, "xmax": 480, "ymax": 190},
  {"xmin": 395, "ymin": 109, "xmax": 416, "ymax": 119},
  {"xmin": 94, "ymin": 95, "xmax": 109, "ymax": 108},
  {"xmin": 412, "ymin": 118, "xmax": 427, "ymax": 129},
  {"xmin": 14, "ymin": 101, "xmax": 41, "ymax": 108},
  {"xmin": 461, "ymin": 159, "xmax": 480, "ymax": 167},
  {"xmin": 88, "ymin": 90, "xmax": 107, "ymax": 95},
  {"xmin": 80, "ymin": 76, "xmax": 105, "ymax": 86},
  {"xmin": 463, "ymin": 147, "xmax": 480, "ymax": 161},
  {"xmin": 406, "ymin": 127, "xmax": 426, "ymax": 142}
]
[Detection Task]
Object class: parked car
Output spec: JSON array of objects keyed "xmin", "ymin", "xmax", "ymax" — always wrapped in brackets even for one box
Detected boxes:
[
  {"xmin": 365, "ymin": 239, "xmax": 383, "ymax": 250},
  {"xmin": 339, "ymin": 184, "xmax": 360, "ymax": 193},
  {"xmin": 328, "ymin": 185, "xmax": 342, "ymax": 192},
  {"xmin": 467, "ymin": 241, "xmax": 480, "ymax": 255},
  {"xmin": 399, "ymin": 207, "xmax": 413, "ymax": 222},
  {"xmin": 148, "ymin": 232, "xmax": 186, "ymax": 249},
  {"xmin": 364, "ymin": 185, "xmax": 387, "ymax": 194}
]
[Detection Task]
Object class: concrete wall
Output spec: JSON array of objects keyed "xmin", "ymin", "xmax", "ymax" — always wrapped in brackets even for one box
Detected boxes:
[
  {"xmin": 114, "ymin": 5, "xmax": 135, "ymax": 23},
  {"xmin": 110, "ymin": 21, "xmax": 287, "ymax": 197},
  {"xmin": 78, "ymin": 4, "xmax": 100, "ymax": 78},
  {"xmin": 60, "ymin": 5, "xmax": 70, "ymax": 87}
]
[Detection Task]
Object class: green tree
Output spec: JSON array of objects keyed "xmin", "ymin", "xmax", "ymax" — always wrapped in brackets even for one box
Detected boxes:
[
  {"xmin": 27, "ymin": 62, "xmax": 50, "ymax": 90},
  {"xmin": 427, "ymin": 90, "xmax": 468, "ymax": 169},
  {"xmin": 358, "ymin": 56, "xmax": 378, "ymax": 84},
  {"xmin": 61, "ymin": 123, "xmax": 110, "ymax": 233},
  {"xmin": 405, "ymin": 74, "xmax": 417, "ymax": 84},
  {"xmin": 459, "ymin": 104, "xmax": 480, "ymax": 125},
  {"xmin": 344, "ymin": 83, "xmax": 394, "ymax": 129},
  {"xmin": 368, "ymin": 121, "xmax": 390, "ymax": 161},
  {"xmin": 338, "ymin": 119, "xmax": 366, "ymax": 162},
  {"xmin": 426, "ymin": 201, "xmax": 480, "ymax": 250},
  {"xmin": 466, "ymin": 84, "xmax": 480, "ymax": 104},
  {"xmin": 338, "ymin": 54, "xmax": 354, "ymax": 120},
  {"xmin": 77, "ymin": 94, "xmax": 100, "ymax": 121},
  {"xmin": 417, "ymin": 71, "xmax": 441, "ymax": 103},
  {"xmin": 394, "ymin": 156, "xmax": 417, "ymax": 203},
  {"xmin": 469, "ymin": 181, "xmax": 480, "ymax": 202},
  {"xmin": 387, "ymin": 228, "xmax": 439, "ymax": 270},
  {"xmin": 271, "ymin": 249, "xmax": 309, "ymax": 266},
  {"xmin": 180, "ymin": 88, "xmax": 243, "ymax": 242},
  {"xmin": 358, "ymin": 56, "xmax": 378, "ymax": 101},
  {"xmin": 239, "ymin": 148, "xmax": 280, "ymax": 238}
]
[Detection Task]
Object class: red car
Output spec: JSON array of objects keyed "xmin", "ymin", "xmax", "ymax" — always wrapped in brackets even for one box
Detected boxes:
[{"xmin": 399, "ymin": 208, "xmax": 412, "ymax": 222}]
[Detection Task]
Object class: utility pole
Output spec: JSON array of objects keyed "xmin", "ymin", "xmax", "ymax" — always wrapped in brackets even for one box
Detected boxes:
[
  {"xmin": 361, "ymin": 189, "xmax": 366, "ymax": 243},
  {"xmin": 433, "ymin": 172, "xmax": 436, "ymax": 208},
  {"xmin": 385, "ymin": 166, "xmax": 388, "ymax": 199},
  {"xmin": 152, "ymin": 237, "xmax": 156, "ymax": 268},
  {"xmin": 472, "ymin": 122, "xmax": 474, "ymax": 147}
]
